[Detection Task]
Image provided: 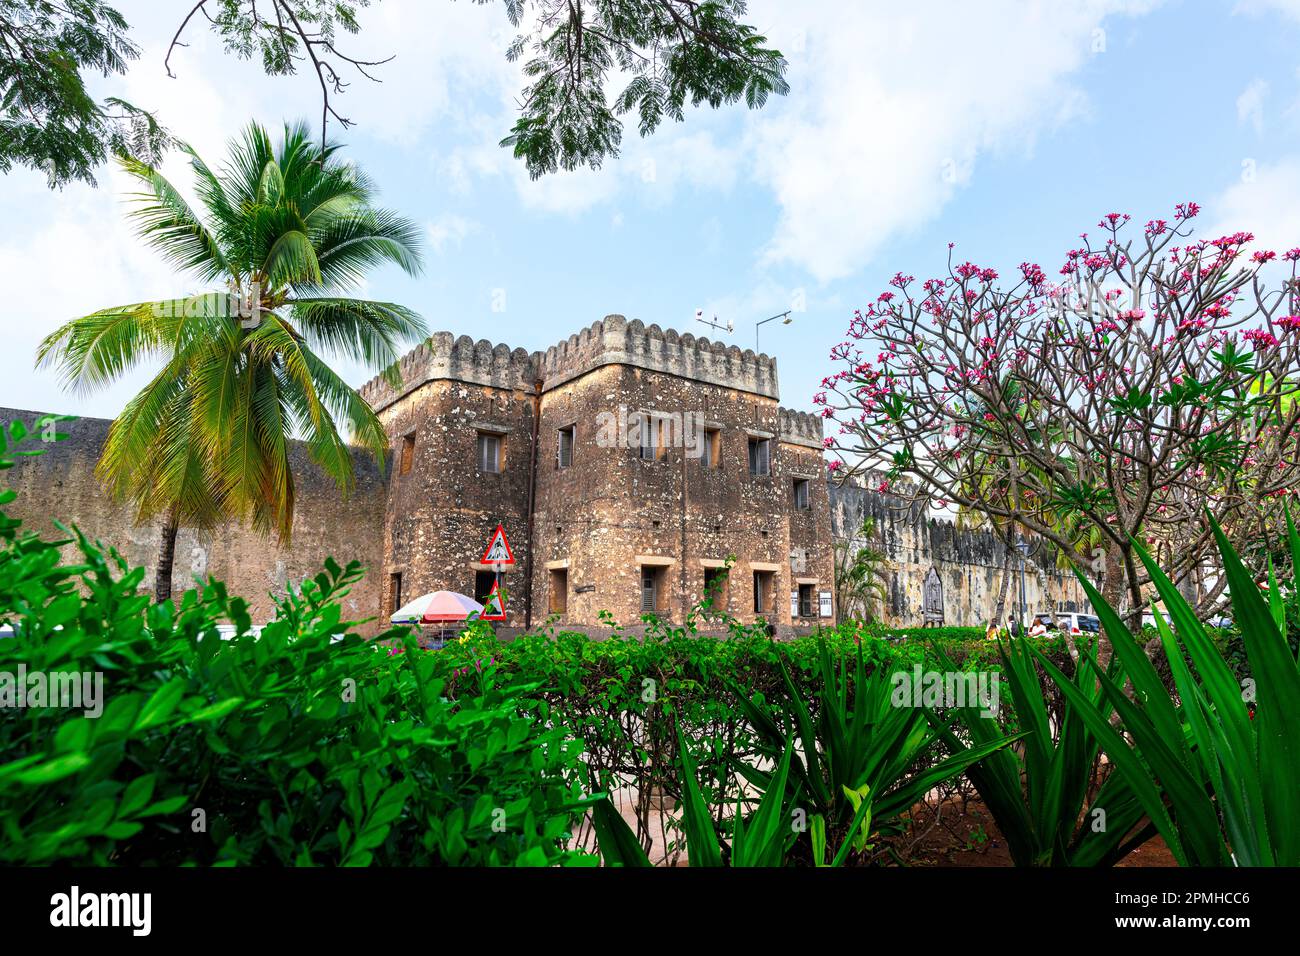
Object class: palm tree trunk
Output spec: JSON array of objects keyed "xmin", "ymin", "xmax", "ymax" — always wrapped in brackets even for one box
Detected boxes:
[{"xmin": 154, "ymin": 506, "xmax": 179, "ymax": 604}]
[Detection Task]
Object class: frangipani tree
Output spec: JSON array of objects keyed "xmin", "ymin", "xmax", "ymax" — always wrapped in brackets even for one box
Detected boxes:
[
  {"xmin": 38, "ymin": 121, "xmax": 426, "ymax": 602},
  {"xmin": 818, "ymin": 203, "xmax": 1300, "ymax": 623}
]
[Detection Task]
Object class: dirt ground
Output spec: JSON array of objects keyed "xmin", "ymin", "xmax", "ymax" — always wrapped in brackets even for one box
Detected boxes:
[
  {"xmin": 610, "ymin": 788, "xmax": 1181, "ymax": 867},
  {"xmin": 897, "ymin": 798, "xmax": 1180, "ymax": 867}
]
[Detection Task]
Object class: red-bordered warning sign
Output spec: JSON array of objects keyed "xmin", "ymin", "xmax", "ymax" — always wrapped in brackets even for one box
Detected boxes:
[
  {"xmin": 479, "ymin": 524, "xmax": 515, "ymax": 566},
  {"xmin": 480, "ymin": 580, "xmax": 506, "ymax": 621}
]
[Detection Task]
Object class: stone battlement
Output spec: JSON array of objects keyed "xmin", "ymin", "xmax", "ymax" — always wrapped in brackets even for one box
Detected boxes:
[
  {"xmin": 359, "ymin": 314, "xmax": 781, "ymax": 410},
  {"xmin": 777, "ymin": 407, "xmax": 824, "ymax": 449},
  {"xmin": 538, "ymin": 314, "xmax": 779, "ymax": 398},
  {"xmin": 358, "ymin": 332, "xmax": 543, "ymax": 409}
]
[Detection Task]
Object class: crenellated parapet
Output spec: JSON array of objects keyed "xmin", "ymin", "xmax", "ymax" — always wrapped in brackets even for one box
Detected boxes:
[
  {"xmin": 361, "ymin": 313, "xmax": 784, "ymax": 410},
  {"xmin": 358, "ymin": 332, "xmax": 543, "ymax": 411},
  {"xmin": 777, "ymin": 407, "xmax": 824, "ymax": 449}
]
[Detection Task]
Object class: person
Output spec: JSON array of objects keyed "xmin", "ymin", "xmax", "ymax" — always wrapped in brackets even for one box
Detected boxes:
[
  {"xmin": 1028, "ymin": 616, "xmax": 1048, "ymax": 638},
  {"xmin": 984, "ymin": 619, "xmax": 999, "ymax": 642},
  {"xmin": 1007, "ymin": 614, "xmax": 1022, "ymax": 638}
]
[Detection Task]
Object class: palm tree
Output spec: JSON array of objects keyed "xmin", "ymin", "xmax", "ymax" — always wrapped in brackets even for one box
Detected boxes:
[
  {"xmin": 38, "ymin": 121, "xmax": 426, "ymax": 602},
  {"xmin": 833, "ymin": 517, "xmax": 889, "ymax": 623}
]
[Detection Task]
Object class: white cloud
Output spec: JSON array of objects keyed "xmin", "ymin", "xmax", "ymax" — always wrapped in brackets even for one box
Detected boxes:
[
  {"xmin": 1234, "ymin": 0, "xmax": 1300, "ymax": 23},
  {"xmin": 1237, "ymin": 78, "xmax": 1270, "ymax": 133},
  {"xmin": 427, "ymin": 214, "xmax": 480, "ymax": 254},
  {"xmin": 1206, "ymin": 158, "xmax": 1300, "ymax": 252},
  {"xmin": 0, "ymin": 167, "xmax": 181, "ymax": 416},
  {"xmin": 746, "ymin": 0, "xmax": 1161, "ymax": 282}
]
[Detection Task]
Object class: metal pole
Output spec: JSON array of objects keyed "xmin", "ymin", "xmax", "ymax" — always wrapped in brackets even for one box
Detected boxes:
[
  {"xmin": 755, "ymin": 311, "xmax": 792, "ymax": 352},
  {"xmin": 1018, "ymin": 540, "xmax": 1027, "ymax": 634}
]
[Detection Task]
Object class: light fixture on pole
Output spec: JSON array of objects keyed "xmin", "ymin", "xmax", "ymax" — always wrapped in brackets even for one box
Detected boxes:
[
  {"xmin": 694, "ymin": 309, "xmax": 733, "ymax": 336},
  {"xmin": 756, "ymin": 310, "xmax": 793, "ymax": 352}
]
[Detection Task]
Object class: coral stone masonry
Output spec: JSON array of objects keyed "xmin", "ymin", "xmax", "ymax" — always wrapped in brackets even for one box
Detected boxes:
[
  {"xmin": 357, "ymin": 314, "xmax": 835, "ymax": 636},
  {"xmin": 3, "ymin": 314, "xmax": 1089, "ymax": 635}
]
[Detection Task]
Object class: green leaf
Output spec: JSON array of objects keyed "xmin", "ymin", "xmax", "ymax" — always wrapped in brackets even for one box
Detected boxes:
[
  {"xmin": 590, "ymin": 798, "xmax": 651, "ymax": 867},
  {"xmin": 134, "ymin": 680, "xmax": 187, "ymax": 731}
]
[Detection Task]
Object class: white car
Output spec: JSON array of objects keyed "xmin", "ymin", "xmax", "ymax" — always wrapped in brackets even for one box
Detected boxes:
[{"xmin": 1031, "ymin": 612, "xmax": 1100, "ymax": 636}]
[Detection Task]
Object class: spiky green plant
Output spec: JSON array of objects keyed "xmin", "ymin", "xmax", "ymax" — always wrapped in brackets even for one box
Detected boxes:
[
  {"xmin": 37, "ymin": 120, "xmax": 426, "ymax": 601},
  {"xmin": 934, "ymin": 638, "xmax": 1154, "ymax": 866},
  {"xmin": 1034, "ymin": 511, "xmax": 1300, "ymax": 866},
  {"xmin": 732, "ymin": 638, "xmax": 1022, "ymax": 865}
]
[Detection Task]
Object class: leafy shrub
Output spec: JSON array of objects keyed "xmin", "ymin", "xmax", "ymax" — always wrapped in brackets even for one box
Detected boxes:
[
  {"xmin": 0, "ymin": 420, "xmax": 593, "ymax": 866},
  {"xmin": 880, "ymin": 625, "xmax": 988, "ymax": 643}
]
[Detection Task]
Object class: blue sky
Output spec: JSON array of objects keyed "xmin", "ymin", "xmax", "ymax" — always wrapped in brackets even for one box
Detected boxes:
[{"xmin": 6, "ymin": 0, "xmax": 1300, "ymax": 423}]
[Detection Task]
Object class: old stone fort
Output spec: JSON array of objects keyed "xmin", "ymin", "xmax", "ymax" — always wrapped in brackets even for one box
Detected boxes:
[{"xmin": 4, "ymin": 314, "xmax": 1087, "ymax": 634}]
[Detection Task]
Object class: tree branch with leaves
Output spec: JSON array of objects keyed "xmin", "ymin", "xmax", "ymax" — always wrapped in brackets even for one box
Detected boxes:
[{"xmin": 819, "ymin": 203, "xmax": 1300, "ymax": 626}]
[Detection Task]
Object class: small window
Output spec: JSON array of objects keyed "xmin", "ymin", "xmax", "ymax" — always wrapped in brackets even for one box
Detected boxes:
[
  {"xmin": 549, "ymin": 568, "xmax": 568, "ymax": 614},
  {"xmin": 477, "ymin": 431, "xmax": 503, "ymax": 473},
  {"xmin": 557, "ymin": 425, "xmax": 575, "ymax": 468},
  {"xmin": 474, "ymin": 570, "xmax": 497, "ymax": 604},
  {"xmin": 399, "ymin": 434, "xmax": 415, "ymax": 475},
  {"xmin": 638, "ymin": 414, "xmax": 666, "ymax": 461},
  {"xmin": 702, "ymin": 427, "xmax": 721, "ymax": 469},
  {"xmin": 798, "ymin": 583, "xmax": 814, "ymax": 618},
  {"xmin": 641, "ymin": 567, "xmax": 661, "ymax": 614},
  {"xmin": 753, "ymin": 570, "xmax": 773, "ymax": 615},
  {"xmin": 748, "ymin": 437, "xmax": 771, "ymax": 477},
  {"xmin": 703, "ymin": 566, "xmax": 728, "ymax": 614},
  {"xmin": 793, "ymin": 478, "xmax": 810, "ymax": 510},
  {"xmin": 389, "ymin": 572, "xmax": 403, "ymax": 616}
]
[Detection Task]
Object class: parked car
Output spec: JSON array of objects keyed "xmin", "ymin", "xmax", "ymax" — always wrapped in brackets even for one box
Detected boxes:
[{"xmin": 1032, "ymin": 612, "xmax": 1100, "ymax": 636}]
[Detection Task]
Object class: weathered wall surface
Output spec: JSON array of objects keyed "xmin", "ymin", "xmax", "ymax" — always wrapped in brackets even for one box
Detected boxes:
[
  {"xmin": 0, "ymin": 408, "xmax": 387, "ymax": 625},
  {"xmin": 4, "ymin": 315, "xmax": 1094, "ymax": 638},
  {"xmin": 529, "ymin": 361, "xmax": 834, "ymax": 636},
  {"xmin": 375, "ymin": 374, "xmax": 537, "ymax": 629},
  {"xmin": 828, "ymin": 478, "xmax": 1090, "ymax": 627}
]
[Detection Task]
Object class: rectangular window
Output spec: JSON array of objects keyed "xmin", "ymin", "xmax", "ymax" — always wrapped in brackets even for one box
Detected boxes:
[
  {"xmin": 702, "ymin": 427, "xmax": 721, "ymax": 469},
  {"xmin": 389, "ymin": 572, "xmax": 403, "ymax": 616},
  {"xmin": 793, "ymin": 478, "xmax": 810, "ymax": 510},
  {"xmin": 753, "ymin": 570, "xmax": 773, "ymax": 615},
  {"xmin": 703, "ymin": 566, "xmax": 728, "ymax": 614},
  {"xmin": 477, "ymin": 431, "xmax": 502, "ymax": 473},
  {"xmin": 798, "ymin": 583, "xmax": 814, "ymax": 618},
  {"xmin": 399, "ymin": 434, "xmax": 415, "ymax": 476},
  {"xmin": 638, "ymin": 415, "xmax": 654, "ymax": 460},
  {"xmin": 748, "ymin": 437, "xmax": 771, "ymax": 476},
  {"xmin": 557, "ymin": 425, "xmax": 575, "ymax": 469},
  {"xmin": 474, "ymin": 570, "xmax": 497, "ymax": 605},
  {"xmin": 549, "ymin": 568, "xmax": 568, "ymax": 614},
  {"xmin": 638, "ymin": 414, "xmax": 666, "ymax": 461},
  {"xmin": 641, "ymin": 567, "xmax": 660, "ymax": 614}
]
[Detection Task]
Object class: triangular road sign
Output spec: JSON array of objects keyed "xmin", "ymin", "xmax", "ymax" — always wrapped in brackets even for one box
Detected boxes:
[
  {"xmin": 480, "ymin": 524, "xmax": 515, "ymax": 566},
  {"xmin": 480, "ymin": 580, "xmax": 506, "ymax": 621}
]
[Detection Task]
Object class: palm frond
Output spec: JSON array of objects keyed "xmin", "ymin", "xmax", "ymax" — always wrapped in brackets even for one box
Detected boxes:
[
  {"xmin": 117, "ymin": 155, "xmax": 229, "ymax": 283},
  {"xmin": 289, "ymin": 297, "xmax": 428, "ymax": 370}
]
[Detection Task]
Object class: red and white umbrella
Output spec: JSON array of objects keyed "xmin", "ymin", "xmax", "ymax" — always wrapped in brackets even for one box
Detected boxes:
[{"xmin": 391, "ymin": 591, "xmax": 484, "ymax": 625}]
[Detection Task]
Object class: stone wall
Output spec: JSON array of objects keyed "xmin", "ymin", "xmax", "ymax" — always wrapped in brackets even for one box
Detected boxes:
[
  {"xmin": 828, "ymin": 478, "xmax": 1091, "ymax": 627},
  {"xmin": 5, "ymin": 316, "xmax": 1095, "ymax": 636},
  {"xmin": 0, "ymin": 408, "xmax": 387, "ymax": 626},
  {"xmin": 363, "ymin": 315, "xmax": 833, "ymax": 637},
  {"xmin": 528, "ymin": 363, "xmax": 835, "ymax": 636},
  {"xmin": 374, "ymin": 378, "xmax": 537, "ymax": 629}
]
